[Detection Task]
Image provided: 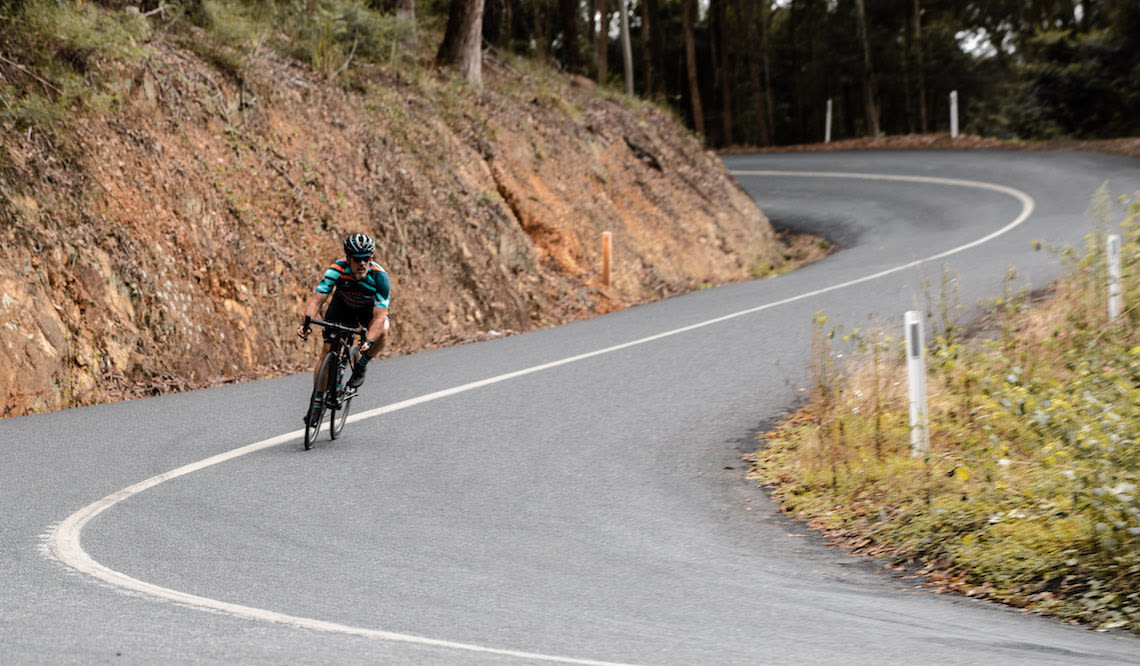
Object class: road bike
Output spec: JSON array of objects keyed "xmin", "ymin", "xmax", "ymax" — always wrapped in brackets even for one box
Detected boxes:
[{"xmin": 302, "ymin": 316, "xmax": 366, "ymax": 450}]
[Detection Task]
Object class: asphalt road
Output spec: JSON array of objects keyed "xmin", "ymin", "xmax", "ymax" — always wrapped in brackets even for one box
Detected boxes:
[{"xmin": 4, "ymin": 151, "xmax": 1140, "ymax": 665}]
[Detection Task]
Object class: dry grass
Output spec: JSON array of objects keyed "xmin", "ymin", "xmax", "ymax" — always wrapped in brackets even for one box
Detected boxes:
[
  {"xmin": 750, "ymin": 191, "xmax": 1140, "ymax": 632},
  {"xmin": 719, "ymin": 133, "xmax": 1140, "ymax": 160}
]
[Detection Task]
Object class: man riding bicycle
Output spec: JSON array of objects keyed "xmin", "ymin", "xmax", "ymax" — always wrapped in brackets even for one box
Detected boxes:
[{"xmin": 297, "ymin": 233, "xmax": 390, "ymax": 425}]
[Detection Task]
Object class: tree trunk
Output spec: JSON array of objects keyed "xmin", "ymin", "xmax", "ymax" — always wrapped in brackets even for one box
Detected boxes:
[
  {"xmin": 743, "ymin": 0, "xmax": 771, "ymax": 145},
  {"xmin": 533, "ymin": 0, "xmax": 547, "ymax": 61},
  {"xmin": 504, "ymin": 0, "xmax": 512, "ymax": 50},
  {"xmin": 853, "ymin": 0, "xmax": 880, "ymax": 137},
  {"xmin": 640, "ymin": 0, "xmax": 652, "ymax": 93},
  {"xmin": 558, "ymin": 0, "xmax": 580, "ymax": 72},
  {"xmin": 619, "ymin": 0, "xmax": 633, "ymax": 94},
  {"xmin": 761, "ymin": 0, "xmax": 774, "ymax": 142},
  {"xmin": 901, "ymin": 23, "xmax": 914, "ymax": 134},
  {"xmin": 596, "ymin": 0, "xmax": 608, "ymax": 83},
  {"xmin": 712, "ymin": 0, "xmax": 733, "ymax": 145},
  {"xmin": 481, "ymin": 0, "xmax": 505, "ymax": 49},
  {"xmin": 436, "ymin": 0, "xmax": 486, "ymax": 84},
  {"xmin": 643, "ymin": 0, "xmax": 665, "ymax": 98},
  {"xmin": 397, "ymin": 0, "xmax": 418, "ymax": 51},
  {"xmin": 792, "ymin": 0, "xmax": 821, "ymax": 143},
  {"xmin": 683, "ymin": 0, "xmax": 705, "ymax": 137},
  {"xmin": 913, "ymin": 0, "xmax": 928, "ymax": 133}
]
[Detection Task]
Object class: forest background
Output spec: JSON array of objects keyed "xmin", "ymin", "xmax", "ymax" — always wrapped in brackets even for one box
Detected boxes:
[
  {"xmin": 502, "ymin": 0, "xmax": 1140, "ymax": 146},
  {"xmin": 374, "ymin": 0, "xmax": 1133, "ymax": 146},
  {"xmin": 21, "ymin": 0, "xmax": 1137, "ymax": 148}
]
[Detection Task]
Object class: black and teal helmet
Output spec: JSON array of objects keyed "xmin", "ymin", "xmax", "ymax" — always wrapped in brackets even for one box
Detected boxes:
[{"xmin": 344, "ymin": 233, "xmax": 375, "ymax": 258}]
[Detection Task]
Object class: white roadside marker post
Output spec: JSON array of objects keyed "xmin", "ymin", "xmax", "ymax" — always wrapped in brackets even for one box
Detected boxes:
[
  {"xmin": 1108, "ymin": 233, "xmax": 1123, "ymax": 320},
  {"xmin": 825, "ymin": 98, "xmax": 832, "ymax": 144},
  {"xmin": 950, "ymin": 90, "xmax": 959, "ymax": 139},
  {"xmin": 905, "ymin": 310, "xmax": 929, "ymax": 456}
]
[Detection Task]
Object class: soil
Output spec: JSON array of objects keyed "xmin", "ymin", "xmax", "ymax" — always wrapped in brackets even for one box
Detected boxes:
[
  {"xmin": 6, "ymin": 29, "xmax": 1136, "ymax": 418},
  {"xmin": 0, "ymin": 34, "xmax": 787, "ymax": 417}
]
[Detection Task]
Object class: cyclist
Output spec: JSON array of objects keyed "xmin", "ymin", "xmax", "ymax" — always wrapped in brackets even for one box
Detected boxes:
[{"xmin": 297, "ymin": 233, "xmax": 390, "ymax": 425}]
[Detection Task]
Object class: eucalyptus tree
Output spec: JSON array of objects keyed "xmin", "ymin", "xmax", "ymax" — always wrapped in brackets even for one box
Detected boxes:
[
  {"xmin": 640, "ymin": 0, "xmax": 666, "ymax": 98},
  {"xmin": 742, "ymin": 0, "xmax": 773, "ymax": 145},
  {"xmin": 436, "ymin": 0, "xmax": 486, "ymax": 83},
  {"xmin": 911, "ymin": 0, "xmax": 927, "ymax": 132},
  {"xmin": 853, "ymin": 0, "xmax": 881, "ymax": 136},
  {"xmin": 683, "ymin": 0, "xmax": 705, "ymax": 135}
]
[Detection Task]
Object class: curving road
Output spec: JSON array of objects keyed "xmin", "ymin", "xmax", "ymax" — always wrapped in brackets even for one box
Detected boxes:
[{"xmin": 4, "ymin": 151, "xmax": 1140, "ymax": 665}]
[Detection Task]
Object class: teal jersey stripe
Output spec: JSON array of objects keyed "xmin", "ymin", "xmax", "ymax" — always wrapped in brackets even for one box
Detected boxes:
[{"xmin": 314, "ymin": 258, "xmax": 391, "ymax": 309}]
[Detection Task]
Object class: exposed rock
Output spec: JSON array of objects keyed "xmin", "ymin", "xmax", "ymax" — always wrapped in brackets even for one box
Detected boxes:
[{"xmin": 0, "ymin": 42, "xmax": 779, "ymax": 417}]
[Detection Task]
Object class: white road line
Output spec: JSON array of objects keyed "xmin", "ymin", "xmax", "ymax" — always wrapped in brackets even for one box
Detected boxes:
[{"xmin": 47, "ymin": 171, "xmax": 1034, "ymax": 664}]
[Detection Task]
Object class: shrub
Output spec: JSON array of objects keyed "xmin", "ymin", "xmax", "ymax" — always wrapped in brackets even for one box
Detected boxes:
[
  {"xmin": 0, "ymin": 0, "xmax": 150, "ymax": 131},
  {"xmin": 752, "ymin": 192, "xmax": 1140, "ymax": 631}
]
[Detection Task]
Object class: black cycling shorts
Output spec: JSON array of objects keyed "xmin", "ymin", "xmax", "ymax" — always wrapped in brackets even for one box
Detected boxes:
[{"xmin": 322, "ymin": 297, "xmax": 373, "ymax": 343}]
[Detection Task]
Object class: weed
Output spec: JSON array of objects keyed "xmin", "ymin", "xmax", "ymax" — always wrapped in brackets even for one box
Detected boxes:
[
  {"xmin": 1, "ymin": 0, "xmax": 150, "ymax": 131},
  {"xmin": 748, "ymin": 261, "xmax": 773, "ymax": 279},
  {"xmin": 274, "ymin": 0, "xmax": 412, "ymax": 76},
  {"xmin": 752, "ymin": 192, "xmax": 1140, "ymax": 632}
]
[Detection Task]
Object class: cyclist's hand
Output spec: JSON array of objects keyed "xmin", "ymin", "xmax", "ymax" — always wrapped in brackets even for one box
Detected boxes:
[{"xmin": 297, "ymin": 323, "xmax": 312, "ymax": 340}]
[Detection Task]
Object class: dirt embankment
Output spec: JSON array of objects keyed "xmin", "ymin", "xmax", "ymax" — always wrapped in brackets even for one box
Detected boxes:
[{"xmin": 0, "ymin": 37, "xmax": 781, "ymax": 417}]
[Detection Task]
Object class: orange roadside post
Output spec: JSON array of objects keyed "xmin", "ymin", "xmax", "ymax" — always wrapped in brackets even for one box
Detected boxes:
[{"xmin": 602, "ymin": 231, "xmax": 612, "ymax": 287}]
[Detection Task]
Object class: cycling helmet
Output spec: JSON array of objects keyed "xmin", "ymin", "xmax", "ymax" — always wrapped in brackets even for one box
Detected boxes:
[{"xmin": 344, "ymin": 233, "xmax": 375, "ymax": 258}]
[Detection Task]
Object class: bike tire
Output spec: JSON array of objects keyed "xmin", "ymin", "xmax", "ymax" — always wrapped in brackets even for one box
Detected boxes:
[
  {"xmin": 304, "ymin": 352, "xmax": 337, "ymax": 450},
  {"xmin": 330, "ymin": 346, "xmax": 359, "ymax": 440},
  {"xmin": 329, "ymin": 387, "xmax": 352, "ymax": 439},
  {"xmin": 328, "ymin": 357, "xmax": 346, "ymax": 440}
]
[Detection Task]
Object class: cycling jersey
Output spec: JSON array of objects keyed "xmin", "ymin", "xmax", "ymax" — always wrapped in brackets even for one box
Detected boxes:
[{"xmin": 314, "ymin": 258, "xmax": 391, "ymax": 309}]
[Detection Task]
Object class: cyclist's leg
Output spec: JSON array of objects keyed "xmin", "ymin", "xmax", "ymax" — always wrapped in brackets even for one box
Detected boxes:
[
  {"xmin": 364, "ymin": 313, "xmax": 390, "ymax": 360},
  {"xmin": 345, "ymin": 305, "xmax": 380, "ymax": 388}
]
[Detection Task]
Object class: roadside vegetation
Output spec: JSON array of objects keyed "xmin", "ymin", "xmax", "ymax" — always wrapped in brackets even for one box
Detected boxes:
[
  {"xmin": 0, "ymin": 0, "xmax": 152, "ymax": 133},
  {"xmin": 750, "ymin": 187, "xmax": 1140, "ymax": 633},
  {"xmin": 0, "ymin": 0, "xmax": 606, "ymax": 139},
  {"xmin": 4, "ymin": 0, "xmax": 778, "ymax": 415},
  {"xmin": 1, "ymin": 0, "xmax": 409, "ymax": 133},
  {"xmin": 6, "ymin": 1, "xmax": 1140, "ymax": 150}
]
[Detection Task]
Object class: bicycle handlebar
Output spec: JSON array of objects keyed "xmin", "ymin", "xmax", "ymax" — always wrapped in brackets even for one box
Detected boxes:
[{"xmin": 304, "ymin": 316, "xmax": 367, "ymax": 339}]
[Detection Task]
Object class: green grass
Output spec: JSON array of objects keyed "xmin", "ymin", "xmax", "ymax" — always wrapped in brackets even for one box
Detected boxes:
[
  {"xmin": 0, "ymin": 0, "xmax": 150, "ymax": 132},
  {"xmin": 750, "ymin": 188, "xmax": 1140, "ymax": 632},
  {"xmin": 0, "ymin": 0, "xmax": 426, "ymax": 134}
]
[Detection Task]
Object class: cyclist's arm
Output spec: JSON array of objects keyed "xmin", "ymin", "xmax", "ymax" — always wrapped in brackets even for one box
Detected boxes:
[
  {"xmin": 362, "ymin": 267, "xmax": 390, "ymax": 352},
  {"xmin": 297, "ymin": 291, "xmax": 330, "ymax": 338},
  {"xmin": 303, "ymin": 291, "xmax": 329, "ymax": 321},
  {"xmin": 363, "ymin": 305, "xmax": 388, "ymax": 352}
]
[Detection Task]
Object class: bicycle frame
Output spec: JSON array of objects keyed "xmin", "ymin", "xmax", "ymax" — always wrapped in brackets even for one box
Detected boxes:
[
  {"xmin": 303, "ymin": 316, "xmax": 367, "ymax": 448},
  {"xmin": 308, "ymin": 316, "xmax": 365, "ymax": 384}
]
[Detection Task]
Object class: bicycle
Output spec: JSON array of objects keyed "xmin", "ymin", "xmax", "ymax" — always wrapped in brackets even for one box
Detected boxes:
[{"xmin": 301, "ymin": 316, "xmax": 367, "ymax": 450}]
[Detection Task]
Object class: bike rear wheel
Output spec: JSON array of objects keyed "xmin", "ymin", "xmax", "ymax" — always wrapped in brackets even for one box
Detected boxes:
[{"xmin": 304, "ymin": 351, "xmax": 337, "ymax": 450}]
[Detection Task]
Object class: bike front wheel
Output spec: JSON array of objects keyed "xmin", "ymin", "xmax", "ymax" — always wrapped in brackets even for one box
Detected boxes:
[
  {"xmin": 304, "ymin": 352, "xmax": 337, "ymax": 450},
  {"xmin": 329, "ymin": 356, "xmax": 353, "ymax": 439},
  {"xmin": 329, "ymin": 388, "xmax": 352, "ymax": 438}
]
